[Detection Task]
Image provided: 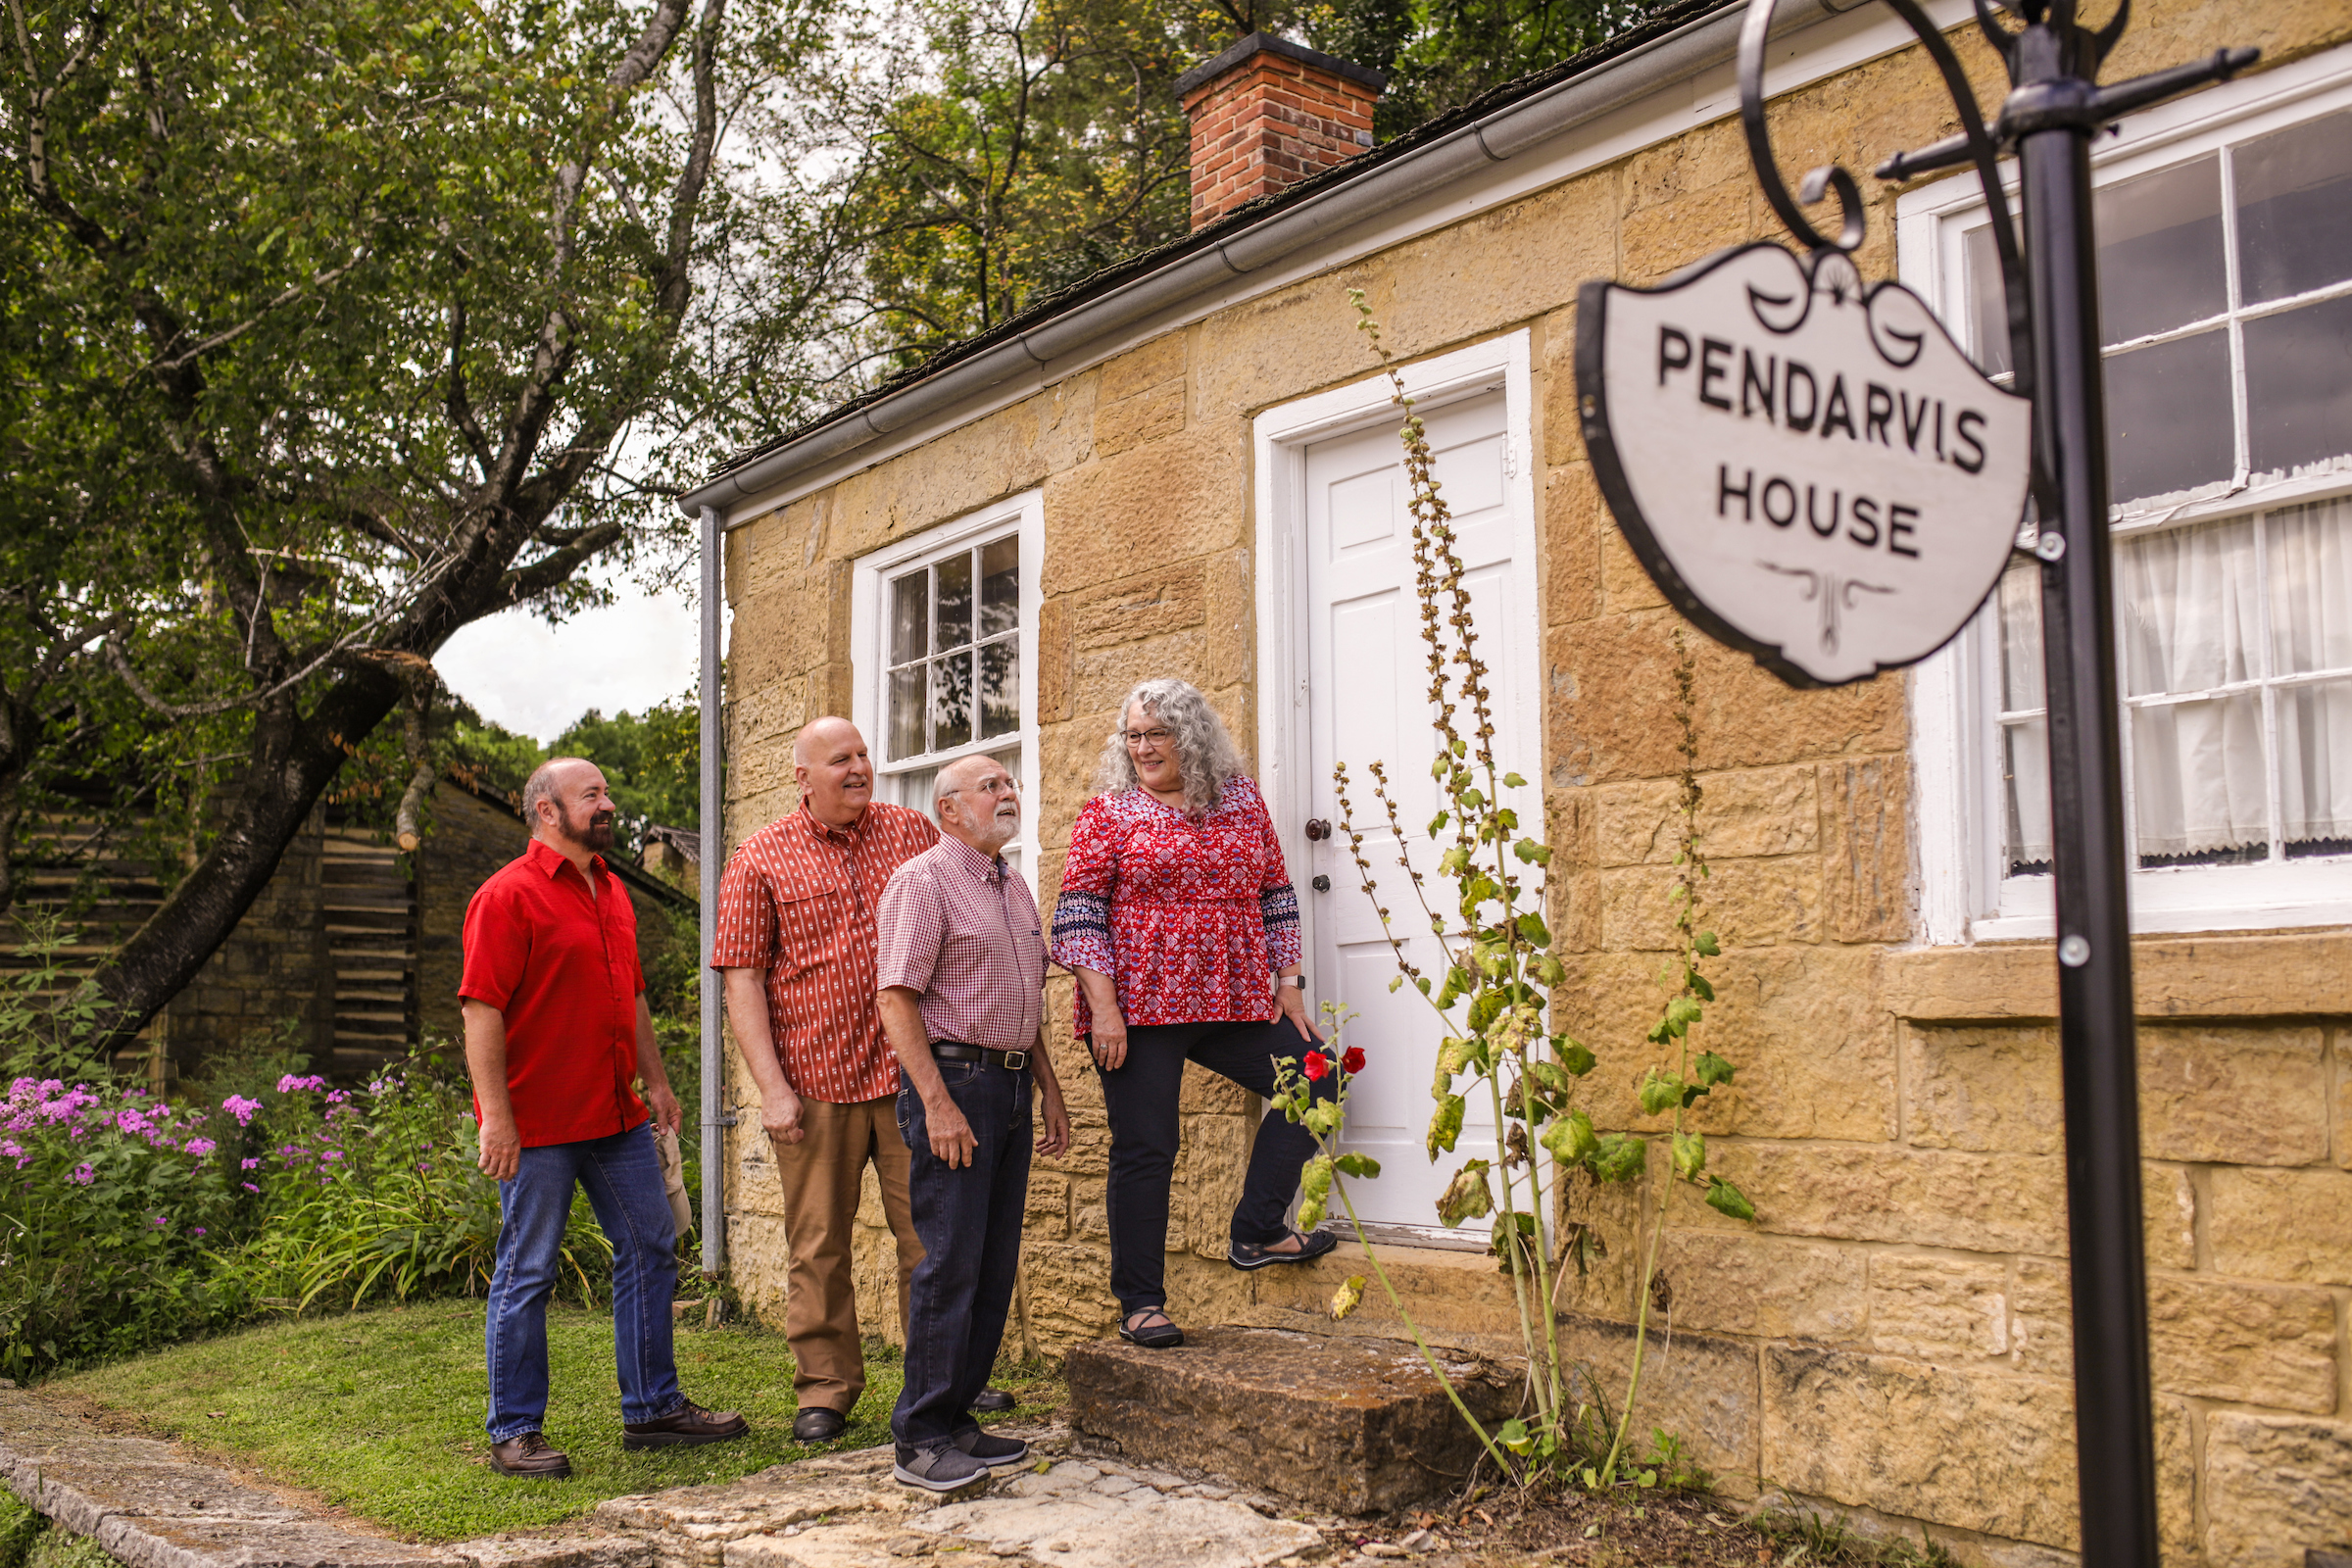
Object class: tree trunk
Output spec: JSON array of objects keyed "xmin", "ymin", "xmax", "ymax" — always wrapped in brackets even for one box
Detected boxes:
[{"xmin": 86, "ymin": 670, "xmax": 402, "ymax": 1054}]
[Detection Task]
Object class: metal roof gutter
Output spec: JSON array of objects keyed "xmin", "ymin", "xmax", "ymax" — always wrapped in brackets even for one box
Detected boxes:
[{"xmin": 676, "ymin": 0, "xmax": 1838, "ymax": 523}]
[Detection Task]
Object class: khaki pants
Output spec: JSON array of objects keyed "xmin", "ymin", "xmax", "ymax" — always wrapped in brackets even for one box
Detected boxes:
[{"xmin": 771, "ymin": 1095, "xmax": 922, "ymax": 1413}]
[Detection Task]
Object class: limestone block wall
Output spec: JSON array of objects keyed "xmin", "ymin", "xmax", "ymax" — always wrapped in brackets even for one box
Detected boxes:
[
  {"xmin": 713, "ymin": 2, "xmax": 2352, "ymax": 1562},
  {"xmin": 156, "ymin": 807, "xmax": 332, "ymax": 1072}
]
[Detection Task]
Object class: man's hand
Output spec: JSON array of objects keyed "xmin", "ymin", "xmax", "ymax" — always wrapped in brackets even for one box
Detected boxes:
[
  {"xmin": 477, "ymin": 1114, "xmax": 522, "ymax": 1182},
  {"xmin": 926, "ymin": 1098, "xmax": 978, "ymax": 1169},
  {"xmin": 646, "ymin": 1081, "xmax": 684, "ymax": 1137},
  {"xmin": 1035, "ymin": 1084, "xmax": 1071, "ymax": 1158},
  {"xmin": 762, "ymin": 1085, "xmax": 807, "ymax": 1147}
]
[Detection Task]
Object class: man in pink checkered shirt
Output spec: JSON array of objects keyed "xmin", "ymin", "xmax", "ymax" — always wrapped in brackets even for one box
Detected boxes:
[{"xmin": 873, "ymin": 752, "xmax": 1069, "ymax": 1492}]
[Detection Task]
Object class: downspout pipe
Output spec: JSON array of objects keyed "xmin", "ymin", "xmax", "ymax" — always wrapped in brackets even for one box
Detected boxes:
[{"xmin": 698, "ymin": 504, "xmax": 726, "ymax": 1277}]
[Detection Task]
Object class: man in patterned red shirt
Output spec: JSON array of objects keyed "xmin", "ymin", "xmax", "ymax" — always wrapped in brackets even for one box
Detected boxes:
[{"xmin": 712, "ymin": 716, "xmax": 939, "ymax": 1442}]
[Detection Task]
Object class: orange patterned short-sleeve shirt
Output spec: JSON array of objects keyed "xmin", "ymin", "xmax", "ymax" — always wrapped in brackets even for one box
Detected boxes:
[{"xmin": 710, "ymin": 802, "xmax": 939, "ymax": 1103}]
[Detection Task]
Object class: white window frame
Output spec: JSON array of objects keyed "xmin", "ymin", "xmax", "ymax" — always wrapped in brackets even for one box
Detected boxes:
[
  {"xmin": 1903, "ymin": 42, "xmax": 2352, "ymax": 943},
  {"xmin": 849, "ymin": 490, "xmax": 1045, "ymax": 900}
]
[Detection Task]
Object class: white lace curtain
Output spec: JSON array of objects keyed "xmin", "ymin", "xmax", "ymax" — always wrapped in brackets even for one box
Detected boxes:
[{"xmin": 2000, "ymin": 493, "xmax": 2352, "ymax": 871}]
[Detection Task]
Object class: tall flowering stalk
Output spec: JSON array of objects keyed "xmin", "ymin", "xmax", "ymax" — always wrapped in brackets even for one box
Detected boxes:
[{"xmin": 1301, "ymin": 291, "xmax": 1754, "ymax": 1490}]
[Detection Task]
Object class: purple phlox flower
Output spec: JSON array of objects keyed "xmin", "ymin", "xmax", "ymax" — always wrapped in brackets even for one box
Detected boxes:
[
  {"xmin": 152, "ymin": 1214, "xmax": 168, "ymax": 1227},
  {"xmin": 222, "ymin": 1096, "xmax": 264, "ymax": 1126},
  {"xmin": 325, "ymin": 1090, "xmax": 349, "ymax": 1104},
  {"xmin": 241, "ymin": 1156, "xmax": 261, "ymax": 1170},
  {"xmin": 70, "ymin": 1163, "xmax": 94, "ymax": 1185},
  {"xmin": 240, "ymin": 1182, "xmax": 259, "ymax": 1193},
  {"xmin": 321, "ymin": 1150, "xmax": 344, "ymax": 1161},
  {"xmin": 276, "ymin": 1074, "xmax": 327, "ymax": 1094},
  {"xmin": 185, "ymin": 1138, "xmax": 217, "ymax": 1157},
  {"xmin": 116, "ymin": 1109, "xmax": 153, "ymax": 1136},
  {"xmin": 191, "ymin": 1226, "xmax": 207, "ymax": 1237}
]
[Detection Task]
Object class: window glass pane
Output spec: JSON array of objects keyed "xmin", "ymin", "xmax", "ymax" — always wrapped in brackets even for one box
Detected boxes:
[
  {"xmin": 2128, "ymin": 693, "xmax": 2269, "ymax": 865},
  {"xmin": 2268, "ymin": 497, "xmax": 2352, "ymax": 676},
  {"xmin": 2243, "ymin": 293, "xmax": 2352, "ymax": 482},
  {"xmin": 930, "ymin": 653, "xmax": 973, "ymax": 751},
  {"xmin": 2094, "ymin": 154, "xmax": 2226, "ymax": 344},
  {"xmin": 2233, "ymin": 108, "xmax": 2352, "ymax": 305},
  {"xmin": 1965, "ymin": 221, "xmax": 2013, "ymax": 377},
  {"xmin": 2003, "ymin": 716, "xmax": 2052, "ymax": 875},
  {"xmin": 979, "ymin": 637, "xmax": 1019, "ymax": 739},
  {"xmin": 895, "ymin": 764, "xmax": 940, "ymax": 818},
  {"xmin": 936, "ymin": 551, "xmax": 973, "ymax": 651},
  {"xmin": 980, "ymin": 534, "xmax": 1020, "ymax": 637},
  {"xmin": 1998, "ymin": 559, "xmax": 2044, "ymax": 712},
  {"xmin": 2278, "ymin": 677, "xmax": 2352, "ymax": 856},
  {"xmin": 2103, "ymin": 330, "xmax": 2235, "ymax": 506},
  {"xmin": 2116, "ymin": 515, "xmax": 2259, "ymax": 699},
  {"xmin": 890, "ymin": 571, "xmax": 928, "ymax": 664},
  {"xmin": 888, "ymin": 667, "xmax": 924, "ymax": 760}
]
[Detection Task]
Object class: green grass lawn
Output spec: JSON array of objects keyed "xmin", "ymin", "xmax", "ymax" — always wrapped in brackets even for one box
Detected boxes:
[{"xmin": 47, "ymin": 1300, "xmax": 1052, "ymax": 1542}]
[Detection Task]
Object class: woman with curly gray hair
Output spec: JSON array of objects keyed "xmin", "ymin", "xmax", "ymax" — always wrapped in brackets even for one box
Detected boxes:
[{"xmin": 1049, "ymin": 677, "xmax": 1337, "ymax": 1349}]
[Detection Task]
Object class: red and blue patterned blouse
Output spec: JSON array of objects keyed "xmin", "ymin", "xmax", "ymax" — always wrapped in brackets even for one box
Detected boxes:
[{"xmin": 1049, "ymin": 775, "xmax": 1302, "ymax": 1037}]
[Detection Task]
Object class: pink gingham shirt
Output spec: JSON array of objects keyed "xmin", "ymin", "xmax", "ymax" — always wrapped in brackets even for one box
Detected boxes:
[{"xmin": 873, "ymin": 837, "xmax": 1047, "ymax": 1054}]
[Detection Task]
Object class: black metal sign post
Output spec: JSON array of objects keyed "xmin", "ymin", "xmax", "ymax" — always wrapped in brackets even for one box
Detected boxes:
[{"xmin": 1705, "ymin": 1, "xmax": 2259, "ymax": 1559}]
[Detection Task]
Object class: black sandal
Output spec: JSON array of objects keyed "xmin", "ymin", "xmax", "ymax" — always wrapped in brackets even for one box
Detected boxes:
[
  {"xmin": 1118, "ymin": 1308, "xmax": 1184, "ymax": 1349},
  {"xmin": 1228, "ymin": 1229, "xmax": 1339, "ymax": 1270}
]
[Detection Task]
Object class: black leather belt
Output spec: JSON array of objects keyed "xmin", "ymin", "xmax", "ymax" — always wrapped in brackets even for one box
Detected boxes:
[{"xmin": 932, "ymin": 1040, "xmax": 1029, "ymax": 1071}]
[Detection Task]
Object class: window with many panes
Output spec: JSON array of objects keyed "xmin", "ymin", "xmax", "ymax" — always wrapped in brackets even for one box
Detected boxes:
[
  {"xmin": 1906, "ymin": 55, "xmax": 2352, "ymax": 938},
  {"xmin": 853, "ymin": 496, "xmax": 1041, "ymax": 886}
]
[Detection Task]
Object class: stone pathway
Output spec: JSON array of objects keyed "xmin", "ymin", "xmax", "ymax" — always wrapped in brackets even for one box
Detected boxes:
[{"xmin": 0, "ymin": 1391, "xmax": 1365, "ymax": 1568}]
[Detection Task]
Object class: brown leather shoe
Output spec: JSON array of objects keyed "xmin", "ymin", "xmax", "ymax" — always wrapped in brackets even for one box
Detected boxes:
[
  {"xmin": 488, "ymin": 1432, "xmax": 572, "ymax": 1479},
  {"xmin": 623, "ymin": 1400, "xmax": 750, "ymax": 1449}
]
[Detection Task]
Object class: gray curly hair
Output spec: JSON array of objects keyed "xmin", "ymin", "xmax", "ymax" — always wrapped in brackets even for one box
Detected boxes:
[{"xmin": 1094, "ymin": 677, "xmax": 1248, "ymax": 815}]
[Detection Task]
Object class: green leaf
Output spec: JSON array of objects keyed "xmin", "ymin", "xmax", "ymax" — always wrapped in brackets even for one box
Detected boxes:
[
  {"xmin": 1427, "ymin": 1095, "xmax": 1466, "ymax": 1157},
  {"xmin": 1541, "ymin": 1109, "xmax": 1599, "ymax": 1165},
  {"xmin": 1687, "ymin": 968, "xmax": 1715, "ymax": 1003},
  {"xmin": 1501, "ymin": 772, "xmax": 1527, "ymax": 789},
  {"xmin": 1297, "ymin": 1195, "xmax": 1327, "ymax": 1229},
  {"xmin": 1704, "ymin": 1177, "xmax": 1757, "ymax": 1222},
  {"xmin": 1435, "ymin": 1160, "xmax": 1493, "ymax": 1225},
  {"xmin": 1466, "ymin": 988, "xmax": 1505, "ymax": 1035},
  {"xmin": 1693, "ymin": 1051, "xmax": 1736, "ymax": 1087},
  {"xmin": 1693, "ymin": 931, "xmax": 1721, "ymax": 956},
  {"xmin": 1428, "ymin": 810, "xmax": 1450, "ymax": 836},
  {"xmin": 1512, "ymin": 838, "xmax": 1552, "ymax": 866},
  {"xmin": 1592, "ymin": 1133, "xmax": 1646, "ymax": 1184},
  {"xmin": 1514, "ymin": 911, "xmax": 1551, "ymax": 949},
  {"xmin": 1556, "ymin": 1039, "xmax": 1596, "ymax": 1076},
  {"xmin": 1495, "ymin": 1417, "xmax": 1534, "ymax": 1455},
  {"xmin": 1329, "ymin": 1275, "xmax": 1367, "ymax": 1321},
  {"xmin": 1637, "ymin": 1071, "xmax": 1684, "ymax": 1117},
  {"xmin": 1334, "ymin": 1152, "xmax": 1382, "ymax": 1179},
  {"xmin": 1664, "ymin": 996, "xmax": 1702, "ymax": 1033},
  {"xmin": 1671, "ymin": 1129, "xmax": 1706, "ymax": 1182},
  {"xmin": 1527, "ymin": 1059, "xmax": 1574, "ymax": 1098},
  {"xmin": 1388, "ymin": 974, "xmax": 1403, "ymax": 994}
]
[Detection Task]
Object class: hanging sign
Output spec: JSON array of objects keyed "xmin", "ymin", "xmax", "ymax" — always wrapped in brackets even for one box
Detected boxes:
[{"xmin": 1576, "ymin": 243, "xmax": 2032, "ymax": 687}]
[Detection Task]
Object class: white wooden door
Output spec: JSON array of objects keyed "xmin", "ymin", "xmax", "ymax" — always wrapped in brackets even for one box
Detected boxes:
[{"xmin": 1300, "ymin": 389, "xmax": 1543, "ymax": 1241}]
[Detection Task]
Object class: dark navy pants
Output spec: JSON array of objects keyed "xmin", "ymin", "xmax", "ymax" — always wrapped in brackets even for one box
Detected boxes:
[{"xmin": 891, "ymin": 1054, "xmax": 1032, "ymax": 1448}]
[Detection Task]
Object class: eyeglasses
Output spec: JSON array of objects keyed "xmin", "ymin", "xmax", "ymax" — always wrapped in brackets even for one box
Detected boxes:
[
  {"xmin": 1122, "ymin": 727, "xmax": 1174, "ymax": 749},
  {"xmin": 953, "ymin": 777, "xmax": 1022, "ymax": 799}
]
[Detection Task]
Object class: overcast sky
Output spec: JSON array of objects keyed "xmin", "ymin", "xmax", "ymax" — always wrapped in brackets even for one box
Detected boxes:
[{"xmin": 436, "ymin": 572, "xmax": 708, "ymax": 744}]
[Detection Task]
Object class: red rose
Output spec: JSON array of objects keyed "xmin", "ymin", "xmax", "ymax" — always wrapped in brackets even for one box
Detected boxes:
[
  {"xmin": 1342, "ymin": 1046, "xmax": 1366, "ymax": 1075},
  {"xmin": 1302, "ymin": 1052, "xmax": 1330, "ymax": 1081}
]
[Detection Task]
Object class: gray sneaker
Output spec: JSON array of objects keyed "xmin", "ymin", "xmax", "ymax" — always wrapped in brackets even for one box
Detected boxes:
[
  {"xmin": 953, "ymin": 1428, "xmax": 1031, "ymax": 1469},
  {"xmin": 895, "ymin": 1442, "xmax": 993, "ymax": 1493}
]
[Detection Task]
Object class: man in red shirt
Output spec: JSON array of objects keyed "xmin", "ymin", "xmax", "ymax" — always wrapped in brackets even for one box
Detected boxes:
[
  {"xmin": 713, "ymin": 716, "xmax": 942, "ymax": 1442},
  {"xmin": 463, "ymin": 757, "xmax": 747, "ymax": 1479}
]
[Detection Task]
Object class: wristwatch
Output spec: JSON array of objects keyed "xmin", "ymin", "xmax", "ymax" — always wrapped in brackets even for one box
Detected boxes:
[{"xmin": 1283, "ymin": 975, "xmax": 1307, "ymax": 990}]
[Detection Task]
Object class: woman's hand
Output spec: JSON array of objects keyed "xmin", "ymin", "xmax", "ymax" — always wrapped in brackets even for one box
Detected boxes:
[
  {"xmin": 1074, "ymin": 965, "xmax": 1128, "ymax": 1070},
  {"xmin": 1274, "ymin": 976, "xmax": 1321, "ymax": 1043}
]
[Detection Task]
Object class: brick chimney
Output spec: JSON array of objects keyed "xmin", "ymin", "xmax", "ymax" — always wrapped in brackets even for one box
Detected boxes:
[{"xmin": 1176, "ymin": 33, "xmax": 1385, "ymax": 230}]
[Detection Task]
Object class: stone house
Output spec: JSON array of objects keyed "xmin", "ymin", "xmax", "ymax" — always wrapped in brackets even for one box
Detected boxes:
[{"xmin": 681, "ymin": 0, "xmax": 2352, "ymax": 1560}]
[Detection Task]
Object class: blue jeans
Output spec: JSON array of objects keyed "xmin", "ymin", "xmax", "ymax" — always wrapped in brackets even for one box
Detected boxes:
[
  {"xmin": 485, "ymin": 1118, "xmax": 685, "ymax": 1441},
  {"xmin": 891, "ymin": 1056, "xmax": 1032, "ymax": 1448}
]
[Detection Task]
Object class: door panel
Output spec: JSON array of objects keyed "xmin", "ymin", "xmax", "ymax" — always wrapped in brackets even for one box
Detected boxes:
[{"xmin": 1300, "ymin": 389, "xmax": 1541, "ymax": 1240}]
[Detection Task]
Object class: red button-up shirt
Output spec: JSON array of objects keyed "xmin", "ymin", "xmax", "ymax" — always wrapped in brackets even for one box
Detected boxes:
[
  {"xmin": 710, "ymin": 802, "xmax": 940, "ymax": 1103},
  {"xmin": 459, "ymin": 838, "xmax": 647, "ymax": 1148},
  {"xmin": 875, "ymin": 837, "xmax": 1047, "ymax": 1054}
]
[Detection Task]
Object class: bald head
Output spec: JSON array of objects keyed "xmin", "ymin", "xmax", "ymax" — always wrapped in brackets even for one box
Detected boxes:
[
  {"xmin": 523, "ymin": 757, "xmax": 615, "ymax": 863},
  {"xmin": 793, "ymin": 716, "xmax": 873, "ymax": 828},
  {"xmin": 933, "ymin": 754, "xmax": 1020, "ymax": 856}
]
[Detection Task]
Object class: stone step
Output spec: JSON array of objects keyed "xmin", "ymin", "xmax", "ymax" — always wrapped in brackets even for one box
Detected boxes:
[{"xmin": 1064, "ymin": 1324, "xmax": 1517, "ymax": 1514}]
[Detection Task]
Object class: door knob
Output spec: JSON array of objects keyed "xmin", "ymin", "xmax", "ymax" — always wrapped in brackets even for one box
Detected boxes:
[
  {"xmin": 1311, "ymin": 875, "xmax": 1332, "ymax": 892},
  {"xmin": 1303, "ymin": 818, "xmax": 1332, "ymax": 841}
]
